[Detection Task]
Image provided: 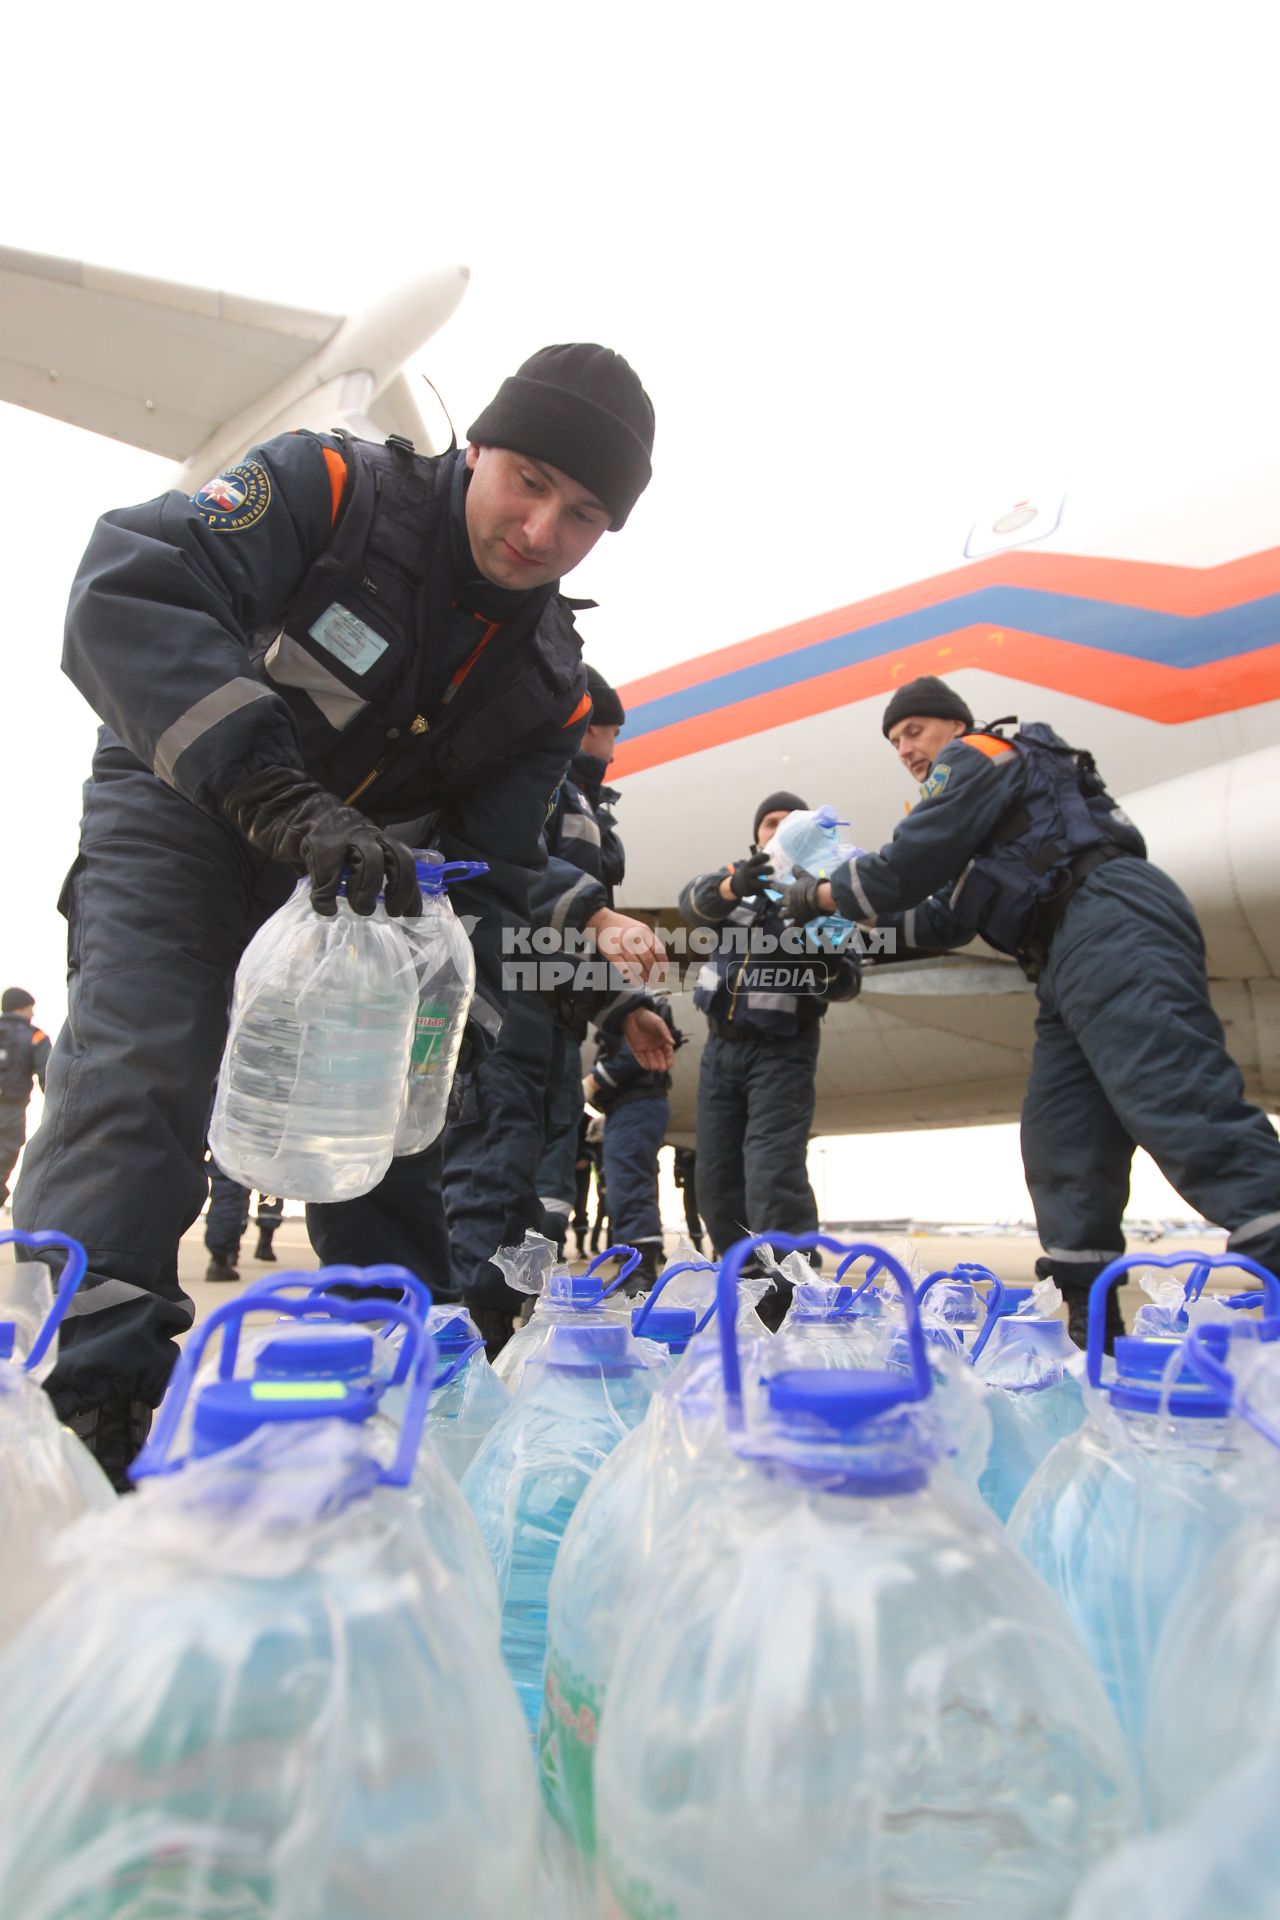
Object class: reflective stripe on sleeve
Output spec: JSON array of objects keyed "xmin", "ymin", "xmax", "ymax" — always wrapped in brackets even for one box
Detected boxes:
[
  {"xmin": 844, "ymin": 866, "xmax": 877, "ymax": 920},
  {"xmin": 551, "ymin": 871, "xmax": 597, "ymax": 936},
  {"xmin": 559, "ymin": 811, "xmax": 602, "ymax": 847},
  {"xmin": 1228, "ymin": 1212, "xmax": 1280, "ymax": 1247},
  {"xmin": 153, "ymin": 679, "xmax": 278, "ymax": 787}
]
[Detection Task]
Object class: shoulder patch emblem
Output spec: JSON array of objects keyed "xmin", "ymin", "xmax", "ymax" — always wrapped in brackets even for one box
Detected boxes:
[
  {"xmin": 192, "ymin": 462, "xmax": 272, "ymax": 533},
  {"xmin": 921, "ymin": 763, "xmax": 952, "ymax": 800}
]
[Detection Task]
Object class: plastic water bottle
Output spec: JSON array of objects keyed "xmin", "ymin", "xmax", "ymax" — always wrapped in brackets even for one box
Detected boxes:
[
  {"xmin": 420, "ymin": 1305, "xmax": 511, "ymax": 1480},
  {"xmin": 1010, "ymin": 1252, "xmax": 1277, "ymax": 1807},
  {"xmin": 210, "ymin": 876, "xmax": 418, "ymax": 1202},
  {"xmin": 594, "ymin": 1234, "xmax": 1135, "ymax": 1919},
  {"xmin": 1144, "ymin": 1318, "xmax": 1280, "ymax": 1823},
  {"xmin": 972, "ymin": 1278, "xmax": 1085, "ymax": 1522},
  {"xmin": 772, "ymin": 1276, "xmax": 885, "ymax": 1369},
  {"xmin": 540, "ymin": 1308, "xmax": 769, "ymax": 1865},
  {"xmin": 0, "ymin": 1231, "xmax": 114, "ymax": 1647},
  {"xmin": 766, "ymin": 804, "xmax": 859, "ymax": 881},
  {"xmin": 463, "ymin": 1319, "xmax": 657, "ymax": 1735},
  {"xmin": 1067, "ymin": 1741, "xmax": 1280, "ymax": 1920},
  {"xmin": 0, "ymin": 1285, "xmax": 538, "ymax": 1920},
  {"xmin": 491, "ymin": 1243, "xmax": 641, "ymax": 1394},
  {"xmin": 393, "ymin": 856, "xmax": 486, "ymax": 1157}
]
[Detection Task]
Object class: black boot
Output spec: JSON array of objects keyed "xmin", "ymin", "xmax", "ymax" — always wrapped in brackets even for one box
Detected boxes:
[
  {"xmin": 627, "ymin": 1244, "xmax": 664, "ymax": 1296},
  {"xmin": 67, "ymin": 1399, "xmax": 153, "ymax": 1494},
  {"xmin": 253, "ymin": 1233, "xmax": 277, "ymax": 1262},
  {"xmin": 205, "ymin": 1253, "xmax": 240, "ymax": 1283}
]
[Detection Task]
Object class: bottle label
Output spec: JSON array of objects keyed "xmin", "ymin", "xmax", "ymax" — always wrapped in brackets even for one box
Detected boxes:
[
  {"xmin": 537, "ymin": 1650, "xmax": 602, "ymax": 1857},
  {"xmin": 409, "ymin": 1003, "xmax": 451, "ymax": 1074}
]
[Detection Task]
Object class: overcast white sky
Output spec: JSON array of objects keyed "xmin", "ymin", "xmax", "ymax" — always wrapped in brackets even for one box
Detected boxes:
[{"xmin": 3, "ymin": 1, "xmax": 1276, "ymax": 1221}]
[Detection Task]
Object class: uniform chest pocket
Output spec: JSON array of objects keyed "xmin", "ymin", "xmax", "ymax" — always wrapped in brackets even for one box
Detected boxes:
[{"xmin": 269, "ymin": 569, "xmax": 412, "ymax": 733}]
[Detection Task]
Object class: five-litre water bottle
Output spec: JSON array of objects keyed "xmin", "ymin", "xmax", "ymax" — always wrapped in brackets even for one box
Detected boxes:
[
  {"xmin": 210, "ymin": 875, "xmax": 418, "ymax": 1201},
  {"xmin": 595, "ymin": 1233, "xmax": 1135, "ymax": 1920},
  {"xmin": 972, "ymin": 1277, "xmax": 1085, "ymax": 1522},
  {"xmin": 393, "ymin": 856, "xmax": 486, "ymax": 1157},
  {"xmin": 765, "ymin": 805, "xmax": 860, "ymax": 881},
  {"xmin": 540, "ymin": 1295, "xmax": 770, "ymax": 1865},
  {"xmin": 0, "ymin": 1231, "xmax": 114, "ymax": 1647},
  {"xmin": 1010, "ymin": 1252, "xmax": 1277, "ymax": 1808},
  {"xmin": 491, "ymin": 1243, "xmax": 641, "ymax": 1393},
  {"xmin": 1144, "ymin": 1317, "xmax": 1280, "ymax": 1823},
  {"xmin": 1067, "ymin": 1740, "xmax": 1280, "ymax": 1920},
  {"xmin": 0, "ymin": 1285, "xmax": 538, "ymax": 1920},
  {"xmin": 419, "ymin": 1305, "xmax": 511, "ymax": 1480},
  {"xmin": 463, "ymin": 1318, "xmax": 657, "ymax": 1735}
]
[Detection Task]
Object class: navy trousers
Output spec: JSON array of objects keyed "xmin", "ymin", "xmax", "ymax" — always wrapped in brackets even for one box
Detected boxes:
[
  {"xmin": 0, "ymin": 1102, "xmax": 27, "ymax": 1209},
  {"xmin": 695, "ymin": 1024, "xmax": 821, "ymax": 1256},
  {"xmin": 1022, "ymin": 858, "xmax": 1280, "ymax": 1341},
  {"xmin": 442, "ymin": 993, "xmax": 566, "ymax": 1307},
  {"xmin": 602, "ymin": 1095, "xmax": 668, "ymax": 1252}
]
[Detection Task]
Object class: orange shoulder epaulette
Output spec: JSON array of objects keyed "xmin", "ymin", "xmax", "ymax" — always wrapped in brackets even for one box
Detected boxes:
[{"xmin": 959, "ymin": 732, "xmax": 1016, "ymax": 760}]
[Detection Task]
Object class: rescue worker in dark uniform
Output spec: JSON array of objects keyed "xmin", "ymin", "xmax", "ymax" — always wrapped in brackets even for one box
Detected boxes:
[
  {"xmin": 534, "ymin": 665, "xmax": 630, "ymax": 1249},
  {"xmin": 680, "ymin": 794, "xmax": 861, "ymax": 1297},
  {"xmin": 14, "ymin": 344, "xmax": 656, "ymax": 1486},
  {"xmin": 443, "ymin": 666, "xmax": 671, "ymax": 1354},
  {"xmin": 204, "ymin": 1155, "xmax": 283, "ymax": 1279},
  {"xmin": 0, "ymin": 989, "xmax": 50, "ymax": 1209},
  {"xmin": 584, "ymin": 1000, "xmax": 681, "ymax": 1288},
  {"xmin": 785, "ymin": 674, "xmax": 1280, "ymax": 1348}
]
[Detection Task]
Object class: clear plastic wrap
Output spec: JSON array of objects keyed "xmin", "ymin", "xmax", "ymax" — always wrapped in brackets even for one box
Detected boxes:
[
  {"xmin": 539, "ymin": 1324, "xmax": 771, "ymax": 1861},
  {"xmin": 0, "ymin": 1233, "xmax": 115, "ymax": 1648},
  {"xmin": 491, "ymin": 1241, "xmax": 639, "ymax": 1394},
  {"xmin": 210, "ymin": 879, "xmax": 418, "ymax": 1202},
  {"xmin": 421, "ymin": 1303, "xmax": 511, "ymax": 1480},
  {"xmin": 594, "ymin": 1232, "xmax": 1135, "ymax": 1920},
  {"xmin": 1068, "ymin": 1742, "xmax": 1280, "ymax": 1920},
  {"xmin": 0, "ymin": 1417, "xmax": 538, "ymax": 1920},
  {"xmin": 974, "ymin": 1284, "xmax": 1085, "ymax": 1523},
  {"xmin": 1008, "ymin": 1253, "xmax": 1269, "ymax": 1806},
  {"xmin": 1144, "ymin": 1322, "xmax": 1280, "ymax": 1823},
  {"xmin": 462, "ymin": 1319, "xmax": 658, "ymax": 1735}
]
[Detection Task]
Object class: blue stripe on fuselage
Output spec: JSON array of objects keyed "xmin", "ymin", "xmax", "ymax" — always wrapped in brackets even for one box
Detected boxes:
[{"xmin": 625, "ymin": 587, "xmax": 1280, "ymax": 739}]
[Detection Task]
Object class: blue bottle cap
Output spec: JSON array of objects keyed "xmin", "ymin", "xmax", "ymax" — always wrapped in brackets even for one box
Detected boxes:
[
  {"xmin": 255, "ymin": 1327, "xmax": 377, "ymax": 1381},
  {"xmin": 428, "ymin": 1312, "xmax": 480, "ymax": 1355},
  {"xmin": 762, "ymin": 1369, "xmax": 929, "ymax": 1494},
  {"xmin": 542, "ymin": 1321, "xmax": 645, "ymax": 1376},
  {"xmin": 1108, "ymin": 1335, "xmax": 1230, "ymax": 1418},
  {"xmin": 0, "ymin": 1323, "xmax": 14, "ymax": 1364},
  {"xmin": 191, "ymin": 1377, "xmax": 382, "ymax": 1457},
  {"xmin": 631, "ymin": 1306, "xmax": 697, "ymax": 1354}
]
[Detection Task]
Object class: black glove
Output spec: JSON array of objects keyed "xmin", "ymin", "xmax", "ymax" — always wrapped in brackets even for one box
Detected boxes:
[
  {"xmin": 784, "ymin": 868, "xmax": 826, "ymax": 924},
  {"xmin": 224, "ymin": 767, "xmax": 421, "ymax": 918},
  {"xmin": 728, "ymin": 848, "xmax": 774, "ymax": 900}
]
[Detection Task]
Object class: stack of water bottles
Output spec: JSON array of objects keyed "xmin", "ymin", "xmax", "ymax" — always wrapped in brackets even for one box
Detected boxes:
[
  {"xmin": 0, "ymin": 1266, "xmax": 537, "ymax": 1919},
  {"xmin": 210, "ymin": 853, "xmax": 482, "ymax": 1201}
]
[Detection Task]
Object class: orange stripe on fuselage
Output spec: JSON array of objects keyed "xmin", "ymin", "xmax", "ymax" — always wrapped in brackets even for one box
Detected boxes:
[
  {"xmin": 620, "ymin": 546, "xmax": 1280, "ymax": 709},
  {"xmin": 609, "ymin": 629, "xmax": 1280, "ymax": 780}
]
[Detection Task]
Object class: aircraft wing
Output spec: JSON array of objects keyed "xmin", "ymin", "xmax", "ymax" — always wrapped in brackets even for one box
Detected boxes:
[{"xmin": 0, "ymin": 244, "xmax": 341, "ymax": 461}]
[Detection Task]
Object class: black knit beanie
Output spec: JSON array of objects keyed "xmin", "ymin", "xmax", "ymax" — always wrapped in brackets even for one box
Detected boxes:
[
  {"xmin": 2, "ymin": 987, "xmax": 34, "ymax": 1013},
  {"xmin": 467, "ymin": 344, "xmax": 654, "ymax": 530},
  {"xmin": 585, "ymin": 664, "xmax": 625, "ymax": 728},
  {"xmin": 753, "ymin": 791, "xmax": 809, "ymax": 843},
  {"xmin": 881, "ymin": 676, "xmax": 975, "ymax": 738}
]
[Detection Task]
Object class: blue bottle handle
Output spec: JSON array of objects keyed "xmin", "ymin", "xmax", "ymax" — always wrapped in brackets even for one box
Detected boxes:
[
  {"xmin": 0, "ymin": 1229, "xmax": 89, "ymax": 1373},
  {"xmin": 833, "ymin": 1251, "xmax": 899, "ymax": 1315},
  {"xmin": 431, "ymin": 1338, "xmax": 487, "ymax": 1393},
  {"xmin": 716, "ymin": 1235, "xmax": 931, "ymax": 1434},
  {"xmin": 213, "ymin": 1265, "xmax": 431, "ymax": 1381},
  {"xmin": 581, "ymin": 1245, "xmax": 642, "ymax": 1297},
  {"xmin": 630, "ymin": 1259, "xmax": 718, "ymax": 1337},
  {"xmin": 416, "ymin": 858, "xmax": 491, "ymax": 895},
  {"xmin": 1086, "ymin": 1250, "xmax": 1280, "ymax": 1390},
  {"xmin": 1183, "ymin": 1320, "xmax": 1280, "ymax": 1451},
  {"xmin": 133, "ymin": 1284, "xmax": 437, "ymax": 1484}
]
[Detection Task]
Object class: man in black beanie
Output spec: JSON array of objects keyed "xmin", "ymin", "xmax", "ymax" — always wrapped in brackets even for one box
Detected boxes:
[
  {"xmin": 15, "ymin": 340, "xmax": 659, "ymax": 1486},
  {"xmin": 783, "ymin": 676, "xmax": 1280, "ymax": 1350},
  {"xmin": 679, "ymin": 796, "xmax": 860, "ymax": 1323}
]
